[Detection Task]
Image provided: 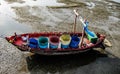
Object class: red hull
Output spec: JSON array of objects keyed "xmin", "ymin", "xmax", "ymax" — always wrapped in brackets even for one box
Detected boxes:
[{"xmin": 6, "ymin": 32, "xmax": 105, "ymax": 55}]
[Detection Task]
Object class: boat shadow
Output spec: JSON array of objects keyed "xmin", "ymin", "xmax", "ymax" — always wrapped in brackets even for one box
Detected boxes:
[{"xmin": 26, "ymin": 50, "xmax": 108, "ymax": 74}]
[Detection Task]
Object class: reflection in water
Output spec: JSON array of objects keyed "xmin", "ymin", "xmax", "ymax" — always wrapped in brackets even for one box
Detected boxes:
[
  {"xmin": 0, "ymin": 0, "xmax": 65, "ymax": 36},
  {"xmin": 10, "ymin": 0, "xmax": 65, "ymax": 7},
  {"xmin": 0, "ymin": 0, "xmax": 32, "ymax": 36},
  {"xmin": 0, "ymin": 0, "xmax": 16, "ymax": 17},
  {"xmin": 112, "ymin": 0, "xmax": 120, "ymax": 3},
  {"xmin": 26, "ymin": 50, "xmax": 110, "ymax": 74},
  {"xmin": 0, "ymin": 14, "xmax": 32, "ymax": 36}
]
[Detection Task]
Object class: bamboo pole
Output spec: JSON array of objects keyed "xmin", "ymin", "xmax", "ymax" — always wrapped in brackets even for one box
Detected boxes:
[
  {"xmin": 73, "ymin": 9, "xmax": 79, "ymax": 33},
  {"xmin": 73, "ymin": 10, "xmax": 85, "ymax": 48},
  {"xmin": 73, "ymin": 14, "xmax": 77, "ymax": 33},
  {"xmin": 79, "ymin": 28, "xmax": 85, "ymax": 48}
]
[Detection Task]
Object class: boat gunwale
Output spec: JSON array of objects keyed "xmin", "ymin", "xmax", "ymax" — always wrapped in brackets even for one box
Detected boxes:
[{"xmin": 5, "ymin": 32, "xmax": 105, "ymax": 55}]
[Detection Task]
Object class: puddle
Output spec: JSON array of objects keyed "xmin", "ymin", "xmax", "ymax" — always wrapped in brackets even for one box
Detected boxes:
[
  {"xmin": 0, "ymin": 14, "xmax": 32, "ymax": 36},
  {"xmin": 112, "ymin": 0, "xmax": 120, "ymax": 3},
  {"xmin": 85, "ymin": 2, "xmax": 96, "ymax": 9},
  {"xmin": 10, "ymin": 0, "xmax": 65, "ymax": 7},
  {"xmin": 0, "ymin": 0, "xmax": 16, "ymax": 18},
  {"xmin": 0, "ymin": 0, "xmax": 66, "ymax": 37},
  {"xmin": 108, "ymin": 16, "xmax": 120, "ymax": 22},
  {"xmin": 0, "ymin": 0, "xmax": 32, "ymax": 37}
]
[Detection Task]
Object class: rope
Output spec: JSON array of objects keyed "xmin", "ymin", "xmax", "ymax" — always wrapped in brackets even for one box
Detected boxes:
[
  {"xmin": 57, "ymin": 14, "xmax": 74, "ymax": 26},
  {"xmin": 48, "ymin": 7, "xmax": 76, "ymax": 32}
]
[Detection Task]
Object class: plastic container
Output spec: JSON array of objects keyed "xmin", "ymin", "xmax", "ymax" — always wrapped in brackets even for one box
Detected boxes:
[
  {"xmin": 69, "ymin": 36, "xmax": 80, "ymax": 48},
  {"xmin": 87, "ymin": 32, "xmax": 98, "ymax": 44},
  {"xmin": 60, "ymin": 34, "xmax": 71, "ymax": 48},
  {"xmin": 49, "ymin": 36, "xmax": 59, "ymax": 49},
  {"xmin": 38, "ymin": 37, "xmax": 48, "ymax": 49},
  {"xmin": 84, "ymin": 24, "xmax": 98, "ymax": 44},
  {"xmin": 28, "ymin": 38, "xmax": 38, "ymax": 48},
  {"xmin": 22, "ymin": 35, "xmax": 29, "ymax": 42}
]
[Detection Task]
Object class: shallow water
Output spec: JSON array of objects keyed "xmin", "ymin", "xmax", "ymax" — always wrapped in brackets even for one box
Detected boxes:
[
  {"xmin": 10, "ymin": 0, "xmax": 65, "ymax": 7},
  {"xmin": 0, "ymin": 14, "xmax": 32, "ymax": 36},
  {"xmin": 0, "ymin": 0, "xmax": 33, "ymax": 36},
  {"xmin": 0, "ymin": 0, "xmax": 65, "ymax": 36},
  {"xmin": 112, "ymin": 0, "xmax": 120, "ymax": 3},
  {"xmin": 0, "ymin": 0, "xmax": 16, "ymax": 17}
]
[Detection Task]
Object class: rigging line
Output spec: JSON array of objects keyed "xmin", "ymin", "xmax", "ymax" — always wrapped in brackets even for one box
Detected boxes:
[
  {"xmin": 57, "ymin": 14, "xmax": 74, "ymax": 26},
  {"xmin": 48, "ymin": 8, "xmax": 73, "ymax": 25}
]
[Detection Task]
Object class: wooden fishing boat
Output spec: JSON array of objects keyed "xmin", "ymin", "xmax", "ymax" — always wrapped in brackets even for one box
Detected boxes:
[
  {"xmin": 5, "ymin": 32, "xmax": 105, "ymax": 55},
  {"xmin": 5, "ymin": 10, "xmax": 106, "ymax": 55}
]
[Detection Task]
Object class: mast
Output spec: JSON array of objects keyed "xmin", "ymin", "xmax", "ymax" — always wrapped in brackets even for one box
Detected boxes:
[{"xmin": 74, "ymin": 10, "xmax": 85, "ymax": 48}]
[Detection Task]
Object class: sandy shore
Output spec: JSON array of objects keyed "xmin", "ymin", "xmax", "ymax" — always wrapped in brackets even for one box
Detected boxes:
[{"xmin": 0, "ymin": 38, "xmax": 29, "ymax": 74}]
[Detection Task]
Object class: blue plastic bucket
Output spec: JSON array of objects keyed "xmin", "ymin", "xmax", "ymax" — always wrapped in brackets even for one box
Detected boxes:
[
  {"xmin": 69, "ymin": 36, "xmax": 80, "ymax": 48},
  {"xmin": 28, "ymin": 38, "xmax": 38, "ymax": 48},
  {"xmin": 60, "ymin": 34, "xmax": 71, "ymax": 48},
  {"xmin": 49, "ymin": 36, "xmax": 59, "ymax": 49},
  {"xmin": 38, "ymin": 37, "xmax": 48, "ymax": 49}
]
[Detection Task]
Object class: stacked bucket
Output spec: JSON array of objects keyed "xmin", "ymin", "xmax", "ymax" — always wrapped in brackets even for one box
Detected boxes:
[{"xmin": 28, "ymin": 34, "xmax": 81, "ymax": 49}]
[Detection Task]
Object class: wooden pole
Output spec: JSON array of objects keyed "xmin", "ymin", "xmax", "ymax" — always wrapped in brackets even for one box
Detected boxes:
[
  {"xmin": 73, "ymin": 9, "xmax": 79, "ymax": 33},
  {"xmin": 73, "ymin": 10, "xmax": 85, "ymax": 48},
  {"xmin": 73, "ymin": 15, "xmax": 77, "ymax": 33},
  {"xmin": 79, "ymin": 27, "xmax": 85, "ymax": 48}
]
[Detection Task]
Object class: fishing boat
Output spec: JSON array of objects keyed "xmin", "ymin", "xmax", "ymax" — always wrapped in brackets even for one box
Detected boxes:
[
  {"xmin": 5, "ymin": 32, "xmax": 105, "ymax": 55},
  {"xmin": 5, "ymin": 10, "xmax": 106, "ymax": 55}
]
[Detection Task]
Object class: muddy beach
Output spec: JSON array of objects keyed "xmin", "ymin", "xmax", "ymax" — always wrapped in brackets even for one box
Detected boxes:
[{"xmin": 0, "ymin": 0, "xmax": 120, "ymax": 74}]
